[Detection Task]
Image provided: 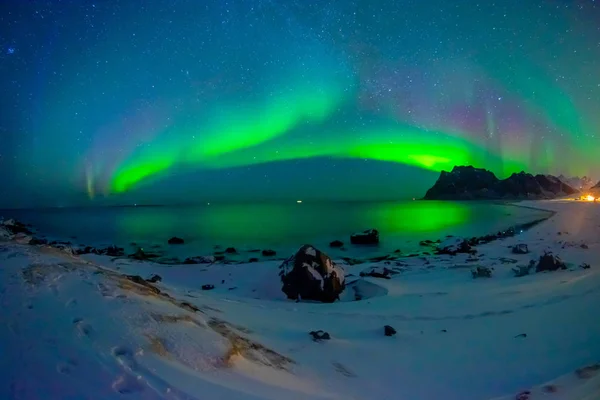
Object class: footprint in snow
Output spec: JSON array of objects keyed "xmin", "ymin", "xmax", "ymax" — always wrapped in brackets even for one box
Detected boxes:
[{"xmin": 72, "ymin": 317, "xmax": 94, "ymax": 338}]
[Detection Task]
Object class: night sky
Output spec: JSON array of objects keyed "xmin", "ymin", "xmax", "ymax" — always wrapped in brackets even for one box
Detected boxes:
[{"xmin": 1, "ymin": 0, "xmax": 599, "ymax": 208}]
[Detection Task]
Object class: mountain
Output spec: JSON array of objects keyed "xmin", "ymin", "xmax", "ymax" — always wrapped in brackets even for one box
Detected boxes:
[
  {"xmin": 557, "ymin": 175, "xmax": 595, "ymax": 191},
  {"xmin": 424, "ymin": 166, "xmax": 579, "ymax": 200}
]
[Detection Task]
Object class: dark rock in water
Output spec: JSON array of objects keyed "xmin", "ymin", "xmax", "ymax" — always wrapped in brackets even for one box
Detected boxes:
[
  {"xmin": 201, "ymin": 284, "xmax": 215, "ymax": 291},
  {"xmin": 536, "ymin": 252, "xmax": 566, "ymax": 272},
  {"xmin": 350, "ymin": 229, "xmax": 379, "ymax": 245},
  {"xmin": 512, "ymin": 244, "xmax": 529, "ymax": 254},
  {"xmin": 360, "ymin": 266, "xmax": 397, "ymax": 279},
  {"xmin": 329, "ymin": 240, "xmax": 344, "ymax": 248},
  {"xmin": 168, "ymin": 237, "xmax": 184, "ymax": 245},
  {"xmin": 424, "ymin": 165, "xmax": 579, "ymax": 200},
  {"xmin": 384, "ymin": 325, "xmax": 396, "ymax": 337},
  {"xmin": 514, "ymin": 333, "xmax": 527, "ymax": 339},
  {"xmin": 580, "ymin": 263, "xmax": 591, "ymax": 270},
  {"xmin": 279, "ymin": 244, "xmax": 345, "ymax": 303},
  {"xmin": 146, "ymin": 274, "xmax": 162, "ymax": 283},
  {"xmin": 471, "ymin": 266, "xmax": 492, "ymax": 278},
  {"xmin": 183, "ymin": 255, "xmax": 215, "ymax": 264},
  {"xmin": 225, "ymin": 247, "xmax": 237, "ymax": 254},
  {"xmin": 29, "ymin": 237, "xmax": 48, "ymax": 245},
  {"xmin": 128, "ymin": 248, "xmax": 160, "ymax": 261},
  {"xmin": 248, "ymin": 257, "xmax": 259, "ymax": 263},
  {"xmin": 437, "ymin": 237, "xmax": 474, "ymax": 255},
  {"xmin": 309, "ymin": 330, "xmax": 330, "ymax": 341},
  {"xmin": 262, "ymin": 249, "xmax": 276, "ymax": 256}
]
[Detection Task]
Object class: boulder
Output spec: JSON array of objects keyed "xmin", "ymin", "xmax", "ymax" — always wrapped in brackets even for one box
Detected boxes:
[
  {"xmin": 14, "ymin": 233, "xmax": 32, "ymax": 244},
  {"xmin": 329, "ymin": 240, "xmax": 344, "ymax": 248},
  {"xmin": 350, "ymin": 229, "xmax": 379, "ymax": 245},
  {"xmin": 28, "ymin": 237, "xmax": 48, "ymax": 245},
  {"xmin": 2, "ymin": 218, "xmax": 33, "ymax": 235},
  {"xmin": 146, "ymin": 274, "xmax": 162, "ymax": 283},
  {"xmin": 536, "ymin": 252, "xmax": 566, "ymax": 272},
  {"xmin": 359, "ymin": 266, "xmax": 397, "ymax": 279},
  {"xmin": 262, "ymin": 249, "xmax": 276, "ymax": 256},
  {"xmin": 225, "ymin": 247, "xmax": 237, "ymax": 254},
  {"xmin": 279, "ymin": 245, "xmax": 345, "ymax": 303},
  {"xmin": 384, "ymin": 325, "xmax": 397, "ymax": 337},
  {"xmin": 437, "ymin": 237, "xmax": 474, "ymax": 255},
  {"xmin": 512, "ymin": 265, "xmax": 533, "ymax": 277},
  {"xmin": 0, "ymin": 226, "xmax": 14, "ymax": 240},
  {"xmin": 471, "ymin": 266, "xmax": 492, "ymax": 278},
  {"xmin": 201, "ymin": 284, "xmax": 215, "ymax": 291},
  {"xmin": 168, "ymin": 237, "xmax": 184, "ymax": 245},
  {"xmin": 309, "ymin": 330, "xmax": 330, "ymax": 341},
  {"xmin": 512, "ymin": 244, "xmax": 529, "ymax": 254}
]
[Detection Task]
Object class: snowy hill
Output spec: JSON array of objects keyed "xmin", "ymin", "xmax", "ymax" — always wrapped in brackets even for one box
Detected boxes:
[{"xmin": 1, "ymin": 200, "xmax": 600, "ymax": 399}]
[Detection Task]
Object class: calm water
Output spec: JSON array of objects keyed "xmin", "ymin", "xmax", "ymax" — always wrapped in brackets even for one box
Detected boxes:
[{"xmin": 2, "ymin": 201, "xmax": 552, "ymax": 259}]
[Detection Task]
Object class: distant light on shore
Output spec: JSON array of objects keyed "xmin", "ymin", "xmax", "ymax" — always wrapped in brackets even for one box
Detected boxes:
[
  {"xmin": 296, "ymin": 200, "xmax": 302, "ymax": 204},
  {"xmin": 586, "ymin": 195, "xmax": 595, "ymax": 202}
]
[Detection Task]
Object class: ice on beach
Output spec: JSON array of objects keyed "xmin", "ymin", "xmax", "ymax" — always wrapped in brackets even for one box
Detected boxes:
[{"xmin": 1, "ymin": 199, "xmax": 600, "ymax": 400}]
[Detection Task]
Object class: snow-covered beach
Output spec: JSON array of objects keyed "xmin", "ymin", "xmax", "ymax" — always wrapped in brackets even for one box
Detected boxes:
[{"xmin": 1, "ymin": 200, "xmax": 599, "ymax": 400}]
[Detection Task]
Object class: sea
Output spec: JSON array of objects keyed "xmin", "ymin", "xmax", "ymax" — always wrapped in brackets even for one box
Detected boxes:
[{"xmin": 1, "ymin": 201, "xmax": 552, "ymax": 260}]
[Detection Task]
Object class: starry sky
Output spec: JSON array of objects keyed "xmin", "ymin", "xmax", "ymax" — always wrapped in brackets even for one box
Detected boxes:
[{"xmin": 1, "ymin": 0, "xmax": 599, "ymax": 208}]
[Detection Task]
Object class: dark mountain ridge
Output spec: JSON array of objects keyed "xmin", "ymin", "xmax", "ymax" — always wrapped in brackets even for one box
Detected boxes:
[{"xmin": 424, "ymin": 166, "xmax": 579, "ymax": 200}]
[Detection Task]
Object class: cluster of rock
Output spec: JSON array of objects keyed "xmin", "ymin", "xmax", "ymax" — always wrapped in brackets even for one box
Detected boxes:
[{"xmin": 424, "ymin": 166, "xmax": 579, "ymax": 200}]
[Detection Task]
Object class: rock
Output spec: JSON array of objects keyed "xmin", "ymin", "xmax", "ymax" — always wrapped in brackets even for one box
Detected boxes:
[
  {"xmin": 437, "ymin": 237, "xmax": 474, "ymax": 255},
  {"xmin": 512, "ymin": 244, "xmax": 529, "ymax": 254},
  {"xmin": 514, "ymin": 333, "xmax": 527, "ymax": 338},
  {"xmin": 201, "ymin": 284, "xmax": 215, "ymax": 291},
  {"xmin": 262, "ymin": 249, "xmax": 276, "ymax": 256},
  {"xmin": 14, "ymin": 233, "xmax": 32, "ymax": 244},
  {"xmin": 516, "ymin": 390, "xmax": 531, "ymax": 400},
  {"xmin": 424, "ymin": 165, "xmax": 578, "ymax": 200},
  {"xmin": 471, "ymin": 266, "xmax": 492, "ymax": 278},
  {"xmin": 104, "ymin": 245, "xmax": 125, "ymax": 257},
  {"xmin": 350, "ymin": 229, "xmax": 379, "ymax": 245},
  {"xmin": 146, "ymin": 274, "xmax": 162, "ymax": 283},
  {"xmin": 0, "ymin": 226, "xmax": 14, "ymax": 240},
  {"xmin": 128, "ymin": 248, "xmax": 160, "ymax": 261},
  {"xmin": 168, "ymin": 237, "xmax": 184, "ymax": 245},
  {"xmin": 248, "ymin": 257, "xmax": 259, "ymax": 263},
  {"xmin": 279, "ymin": 244, "xmax": 345, "ymax": 303},
  {"xmin": 329, "ymin": 240, "xmax": 344, "ymax": 248},
  {"xmin": 309, "ymin": 330, "xmax": 330, "ymax": 341},
  {"xmin": 575, "ymin": 363, "xmax": 600, "ymax": 379},
  {"xmin": 580, "ymin": 263, "xmax": 591, "ymax": 269},
  {"xmin": 384, "ymin": 325, "xmax": 396, "ymax": 336},
  {"xmin": 581, "ymin": 243, "xmax": 589, "ymax": 249},
  {"xmin": 225, "ymin": 247, "xmax": 237, "ymax": 254},
  {"xmin": 183, "ymin": 255, "xmax": 215, "ymax": 264},
  {"xmin": 512, "ymin": 265, "xmax": 533, "ymax": 277},
  {"xmin": 28, "ymin": 237, "xmax": 48, "ymax": 245},
  {"xmin": 124, "ymin": 275, "xmax": 161, "ymax": 295},
  {"xmin": 419, "ymin": 240, "xmax": 436, "ymax": 246},
  {"xmin": 359, "ymin": 266, "xmax": 397, "ymax": 279},
  {"xmin": 536, "ymin": 252, "xmax": 567, "ymax": 272},
  {"xmin": 2, "ymin": 218, "xmax": 33, "ymax": 235}
]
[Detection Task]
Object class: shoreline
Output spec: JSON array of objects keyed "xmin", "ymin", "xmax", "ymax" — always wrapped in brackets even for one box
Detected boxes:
[{"xmin": 0, "ymin": 201, "xmax": 556, "ymax": 267}]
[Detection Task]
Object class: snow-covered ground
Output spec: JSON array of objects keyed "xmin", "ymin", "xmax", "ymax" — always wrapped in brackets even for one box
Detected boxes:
[{"xmin": 1, "ymin": 200, "xmax": 600, "ymax": 400}]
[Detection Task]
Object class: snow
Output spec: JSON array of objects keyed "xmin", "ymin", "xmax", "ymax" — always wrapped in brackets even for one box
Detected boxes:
[
  {"xmin": 305, "ymin": 246, "xmax": 317, "ymax": 257},
  {"xmin": 1, "ymin": 199, "xmax": 600, "ymax": 399}
]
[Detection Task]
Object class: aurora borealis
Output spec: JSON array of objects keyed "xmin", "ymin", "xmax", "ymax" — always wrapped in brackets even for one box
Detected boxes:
[{"xmin": 1, "ymin": 0, "xmax": 599, "ymax": 207}]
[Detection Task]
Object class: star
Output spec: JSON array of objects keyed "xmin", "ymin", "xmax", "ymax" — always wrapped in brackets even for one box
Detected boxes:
[{"xmin": 7, "ymin": 47, "xmax": 15, "ymax": 55}]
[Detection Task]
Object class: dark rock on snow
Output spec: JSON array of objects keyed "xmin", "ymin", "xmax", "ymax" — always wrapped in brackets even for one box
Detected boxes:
[
  {"xmin": 183, "ymin": 255, "xmax": 215, "ymax": 264},
  {"xmin": 129, "ymin": 248, "xmax": 160, "ymax": 261},
  {"xmin": 248, "ymin": 257, "xmax": 259, "ymax": 263},
  {"xmin": 262, "ymin": 249, "xmax": 276, "ymax": 256},
  {"xmin": 384, "ymin": 325, "xmax": 396, "ymax": 337},
  {"xmin": 471, "ymin": 266, "xmax": 493, "ymax": 278},
  {"xmin": 225, "ymin": 247, "xmax": 237, "ymax": 254},
  {"xmin": 512, "ymin": 244, "xmax": 529, "ymax": 254},
  {"xmin": 168, "ymin": 236, "xmax": 185, "ymax": 245},
  {"xmin": 536, "ymin": 252, "xmax": 567, "ymax": 272},
  {"xmin": 309, "ymin": 330, "xmax": 330, "ymax": 341},
  {"xmin": 279, "ymin": 245, "xmax": 345, "ymax": 303},
  {"xmin": 29, "ymin": 237, "xmax": 48, "ymax": 245},
  {"xmin": 437, "ymin": 237, "xmax": 474, "ymax": 255},
  {"xmin": 201, "ymin": 284, "xmax": 215, "ymax": 291},
  {"xmin": 580, "ymin": 263, "xmax": 591, "ymax": 270},
  {"xmin": 360, "ymin": 266, "xmax": 397, "ymax": 279},
  {"xmin": 2, "ymin": 219, "xmax": 33, "ymax": 235},
  {"xmin": 512, "ymin": 265, "xmax": 533, "ymax": 277},
  {"xmin": 123, "ymin": 275, "xmax": 161, "ymax": 295},
  {"xmin": 350, "ymin": 229, "xmax": 379, "ymax": 245},
  {"xmin": 329, "ymin": 240, "xmax": 344, "ymax": 248},
  {"xmin": 424, "ymin": 165, "xmax": 578, "ymax": 200},
  {"xmin": 146, "ymin": 274, "xmax": 162, "ymax": 283}
]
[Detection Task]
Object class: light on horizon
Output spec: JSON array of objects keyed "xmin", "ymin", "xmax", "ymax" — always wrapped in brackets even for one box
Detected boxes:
[
  {"xmin": 585, "ymin": 195, "xmax": 595, "ymax": 202},
  {"xmin": 296, "ymin": 200, "xmax": 302, "ymax": 204}
]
